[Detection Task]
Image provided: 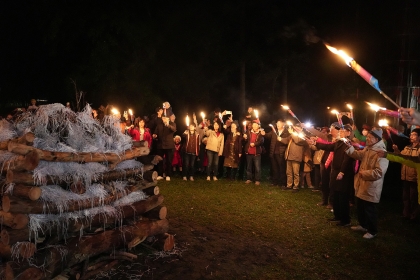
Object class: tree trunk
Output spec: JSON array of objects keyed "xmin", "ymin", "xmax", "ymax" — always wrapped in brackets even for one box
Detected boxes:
[
  {"xmin": 142, "ymin": 205, "xmax": 167, "ymax": 220},
  {"xmin": 154, "ymin": 233, "xmax": 175, "ymax": 251}
]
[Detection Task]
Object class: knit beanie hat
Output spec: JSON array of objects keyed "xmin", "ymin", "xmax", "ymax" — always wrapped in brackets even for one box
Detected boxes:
[{"xmin": 369, "ymin": 127, "xmax": 383, "ymax": 141}]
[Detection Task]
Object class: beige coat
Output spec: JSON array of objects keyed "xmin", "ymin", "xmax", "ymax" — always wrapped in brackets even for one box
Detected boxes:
[
  {"xmin": 205, "ymin": 130, "xmax": 224, "ymax": 156},
  {"xmin": 346, "ymin": 140, "xmax": 389, "ymax": 203}
]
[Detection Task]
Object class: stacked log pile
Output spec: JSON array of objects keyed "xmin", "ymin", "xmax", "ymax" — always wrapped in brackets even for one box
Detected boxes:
[{"xmin": 0, "ymin": 104, "xmax": 174, "ymax": 280}]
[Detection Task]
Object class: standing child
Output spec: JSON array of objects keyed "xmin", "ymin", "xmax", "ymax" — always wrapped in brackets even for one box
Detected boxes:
[{"xmin": 172, "ymin": 135, "xmax": 183, "ymax": 175}]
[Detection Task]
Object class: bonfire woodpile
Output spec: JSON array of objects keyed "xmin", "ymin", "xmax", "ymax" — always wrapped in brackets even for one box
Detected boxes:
[{"xmin": 0, "ymin": 104, "xmax": 174, "ymax": 280}]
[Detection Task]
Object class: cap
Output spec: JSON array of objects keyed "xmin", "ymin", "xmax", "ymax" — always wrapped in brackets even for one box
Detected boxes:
[
  {"xmin": 344, "ymin": 124, "xmax": 353, "ymax": 132},
  {"xmin": 369, "ymin": 128, "xmax": 383, "ymax": 141}
]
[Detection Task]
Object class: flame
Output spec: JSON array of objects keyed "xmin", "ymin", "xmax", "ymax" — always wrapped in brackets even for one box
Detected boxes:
[
  {"xmin": 378, "ymin": 119, "xmax": 389, "ymax": 127},
  {"xmin": 243, "ymin": 121, "xmax": 247, "ymax": 126},
  {"xmin": 186, "ymin": 115, "xmax": 190, "ymax": 126},
  {"xmin": 201, "ymin": 112, "xmax": 205, "ymax": 119},
  {"xmin": 365, "ymin": 101, "xmax": 386, "ymax": 112},
  {"xmin": 347, "ymin": 104, "xmax": 353, "ymax": 110},
  {"xmin": 254, "ymin": 109, "xmax": 259, "ymax": 119},
  {"xmin": 325, "ymin": 45, "xmax": 354, "ymax": 65},
  {"xmin": 111, "ymin": 108, "xmax": 120, "ymax": 115},
  {"xmin": 269, "ymin": 124, "xmax": 273, "ymax": 127},
  {"xmin": 304, "ymin": 122, "xmax": 312, "ymax": 128},
  {"xmin": 286, "ymin": 121, "xmax": 293, "ymax": 126},
  {"xmin": 281, "ymin": 105, "xmax": 290, "ymax": 110},
  {"xmin": 331, "ymin": 109, "xmax": 339, "ymax": 114}
]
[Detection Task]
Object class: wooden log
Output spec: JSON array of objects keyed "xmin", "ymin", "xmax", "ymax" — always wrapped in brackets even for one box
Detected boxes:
[
  {"xmin": 143, "ymin": 170, "xmax": 157, "ymax": 182},
  {"xmin": 0, "ymin": 132, "xmax": 35, "ymax": 151},
  {"xmin": 2, "ymin": 184, "xmax": 42, "ymax": 201},
  {"xmin": 69, "ymin": 181, "xmax": 86, "ymax": 194},
  {"xmin": 6, "ymin": 168, "xmax": 144, "ymax": 185},
  {"xmin": 142, "ymin": 205, "xmax": 167, "ymax": 220},
  {"xmin": 1, "ymin": 150, "xmax": 39, "ymax": 172},
  {"xmin": 0, "ymin": 242, "xmax": 36, "ymax": 260},
  {"xmin": 1, "ymin": 228, "xmax": 31, "ymax": 245},
  {"xmin": 0, "ymin": 210, "xmax": 29, "ymax": 229},
  {"xmin": 8, "ymin": 142, "xmax": 149, "ymax": 164},
  {"xmin": 142, "ymin": 186, "xmax": 159, "ymax": 196},
  {"xmin": 15, "ymin": 267, "xmax": 43, "ymax": 280},
  {"xmin": 154, "ymin": 233, "xmax": 175, "ymax": 251}
]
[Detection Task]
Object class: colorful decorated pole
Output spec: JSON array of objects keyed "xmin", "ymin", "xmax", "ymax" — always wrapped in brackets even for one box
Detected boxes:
[
  {"xmin": 347, "ymin": 104, "xmax": 354, "ymax": 120},
  {"xmin": 378, "ymin": 118, "xmax": 408, "ymax": 139},
  {"xmin": 281, "ymin": 105, "xmax": 302, "ymax": 124},
  {"xmin": 326, "ymin": 45, "xmax": 400, "ymax": 109},
  {"xmin": 365, "ymin": 101, "xmax": 399, "ymax": 118},
  {"xmin": 331, "ymin": 109, "xmax": 343, "ymax": 128}
]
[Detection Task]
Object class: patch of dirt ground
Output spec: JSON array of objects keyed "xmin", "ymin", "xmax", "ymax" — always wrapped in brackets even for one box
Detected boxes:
[{"xmin": 95, "ymin": 217, "xmax": 290, "ymax": 280}]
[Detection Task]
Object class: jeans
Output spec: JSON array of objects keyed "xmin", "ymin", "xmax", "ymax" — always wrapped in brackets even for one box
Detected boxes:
[
  {"xmin": 207, "ymin": 150, "xmax": 219, "ymax": 177},
  {"xmin": 183, "ymin": 153, "xmax": 196, "ymax": 177},
  {"xmin": 246, "ymin": 154, "xmax": 261, "ymax": 181},
  {"xmin": 402, "ymin": 180, "xmax": 419, "ymax": 219}
]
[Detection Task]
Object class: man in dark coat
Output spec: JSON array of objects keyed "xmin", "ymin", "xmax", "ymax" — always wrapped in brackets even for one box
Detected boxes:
[
  {"xmin": 263, "ymin": 119, "xmax": 290, "ymax": 187},
  {"xmin": 314, "ymin": 124, "xmax": 355, "ymax": 226}
]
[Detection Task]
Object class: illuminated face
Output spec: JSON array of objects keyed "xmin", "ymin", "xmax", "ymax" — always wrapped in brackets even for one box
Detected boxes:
[
  {"xmin": 213, "ymin": 122, "xmax": 220, "ymax": 131},
  {"xmin": 362, "ymin": 129, "xmax": 369, "ymax": 136},
  {"xmin": 139, "ymin": 120, "xmax": 145, "ymax": 128},
  {"xmin": 174, "ymin": 137, "xmax": 181, "ymax": 144},
  {"xmin": 231, "ymin": 123, "xmax": 237, "ymax": 132},
  {"xmin": 366, "ymin": 133, "xmax": 379, "ymax": 146},
  {"xmin": 252, "ymin": 123, "xmax": 260, "ymax": 131},
  {"xmin": 189, "ymin": 124, "xmax": 195, "ymax": 133},
  {"xmin": 339, "ymin": 129, "xmax": 350, "ymax": 138},
  {"xmin": 276, "ymin": 121, "xmax": 284, "ymax": 130},
  {"xmin": 410, "ymin": 132, "xmax": 419, "ymax": 143},
  {"xmin": 248, "ymin": 107, "xmax": 253, "ymax": 113},
  {"xmin": 170, "ymin": 115, "xmax": 176, "ymax": 122}
]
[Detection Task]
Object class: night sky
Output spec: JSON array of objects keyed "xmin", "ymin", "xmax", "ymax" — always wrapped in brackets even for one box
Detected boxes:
[{"xmin": 1, "ymin": 0, "xmax": 419, "ymax": 126}]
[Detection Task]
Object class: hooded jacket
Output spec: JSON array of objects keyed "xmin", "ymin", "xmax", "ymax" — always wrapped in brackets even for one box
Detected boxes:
[
  {"xmin": 399, "ymin": 144, "xmax": 420, "ymax": 182},
  {"xmin": 346, "ymin": 140, "xmax": 389, "ymax": 203}
]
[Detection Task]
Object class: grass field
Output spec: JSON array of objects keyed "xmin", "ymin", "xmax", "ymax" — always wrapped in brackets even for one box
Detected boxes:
[{"xmin": 151, "ymin": 171, "xmax": 420, "ymax": 279}]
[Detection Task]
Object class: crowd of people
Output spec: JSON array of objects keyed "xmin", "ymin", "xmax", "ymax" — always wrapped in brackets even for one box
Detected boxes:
[{"xmin": 3, "ymin": 99, "xmax": 420, "ymax": 240}]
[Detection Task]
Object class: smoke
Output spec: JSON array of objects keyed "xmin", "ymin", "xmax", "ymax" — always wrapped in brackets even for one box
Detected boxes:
[{"xmin": 282, "ymin": 19, "xmax": 322, "ymax": 45}]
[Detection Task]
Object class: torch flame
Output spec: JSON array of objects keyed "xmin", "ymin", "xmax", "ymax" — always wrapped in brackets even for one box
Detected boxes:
[
  {"xmin": 254, "ymin": 109, "xmax": 259, "ymax": 119},
  {"xmin": 365, "ymin": 101, "xmax": 386, "ymax": 112},
  {"xmin": 111, "ymin": 108, "xmax": 120, "ymax": 115},
  {"xmin": 186, "ymin": 115, "xmax": 190, "ymax": 126},
  {"xmin": 201, "ymin": 112, "xmax": 205, "ymax": 119},
  {"xmin": 281, "ymin": 105, "xmax": 290, "ymax": 110},
  {"xmin": 325, "ymin": 45, "xmax": 354, "ymax": 65},
  {"xmin": 286, "ymin": 121, "xmax": 293, "ymax": 126},
  {"xmin": 378, "ymin": 119, "xmax": 389, "ymax": 127},
  {"xmin": 331, "ymin": 109, "xmax": 339, "ymax": 114},
  {"xmin": 243, "ymin": 121, "xmax": 246, "ymax": 126},
  {"xmin": 347, "ymin": 104, "xmax": 353, "ymax": 110},
  {"xmin": 128, "ymin": 109, "xmax": 133, "ymax": 115}
]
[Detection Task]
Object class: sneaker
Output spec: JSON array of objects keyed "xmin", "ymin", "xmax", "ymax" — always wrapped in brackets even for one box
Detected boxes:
[
  {"xmin": 255, "ymin": 181, "xmax": 260, "ymax": 185},
  {"xmin": 156, "ymin": 176, "xmax": 164, "ymax": 181},
  {"xmin": 213, "ymin": 176, "xmax": 218, "ymax": 181},
  {"xmin": 207, "ymin": 176, "xmax": 211, "ymax": 181},
  {"xmin": 308, "ymin": 186, "xmax": 315, "ymax": 189},
  {"xmin": 245, "ymin": 180, "xmax": 252, "ymax": 184},
  {"xmin": 190, "ymin": 176, "xmax": 194, "ymax": 181},
  {"xmin": 351, "ymin": 225, "xmax": 368, "ymax": 232},
  {"xmin": 292, "ymin": 188, "xmax": 299, "ymax": 193},
  {"xmin": 282, "ymin": 186, "xmax": 292, "ymax": 190},
  {"xmin": 166, "ymin": 176, "xmax": 171, "ymax": 181},
  {"xmin": 363, "ymin": 232, "xmax": 376, "ymax": 239},
  {"xmin": 183, "ymin": 176, "xmax": 187, "ymax": 181}
]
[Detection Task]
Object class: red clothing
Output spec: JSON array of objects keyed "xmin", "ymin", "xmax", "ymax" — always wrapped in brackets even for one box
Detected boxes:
[
  {"xmin": 247, "ymin": 132, "xmax": 258, "ymax": 155},
  {"xmin": 172, "ymin": 143, "xmax": 182, "ymax": 167}
]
